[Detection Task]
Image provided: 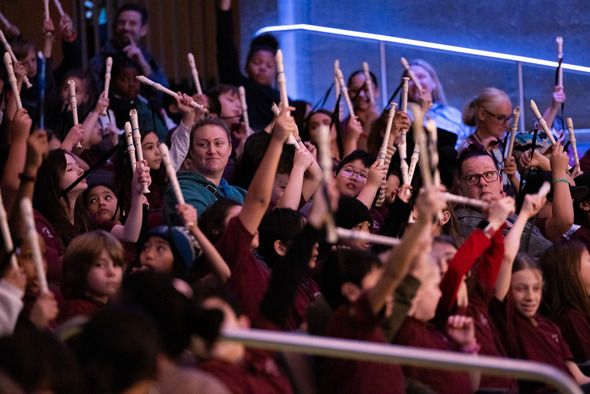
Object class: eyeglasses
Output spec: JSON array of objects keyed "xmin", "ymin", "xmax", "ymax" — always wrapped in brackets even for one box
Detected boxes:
[
  {"xmin": 483, "ymin": 108, "xmax": 512, "ymax": 124},
  {"xmin": 462, "ymin": 171, "xmax": 499, "ymax": 186},
  {"xmin": 340, "ymin": 167, "xmax": 368, "ymax": 182}
]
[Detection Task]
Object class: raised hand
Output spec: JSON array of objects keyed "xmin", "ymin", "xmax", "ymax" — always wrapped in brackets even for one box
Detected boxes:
[{"xmin": 446, "ymin": 315, "xmax": 477, "ymax": 350}]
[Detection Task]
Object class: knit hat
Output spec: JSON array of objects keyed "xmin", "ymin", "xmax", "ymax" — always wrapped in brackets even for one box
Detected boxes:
[
  {"xmin": 335, "ymin": 196, "xmax": 373, "ymax": 230},
  {"xmin": 147, "ymin": 226, "xmax": 200, "ymax": 271}
]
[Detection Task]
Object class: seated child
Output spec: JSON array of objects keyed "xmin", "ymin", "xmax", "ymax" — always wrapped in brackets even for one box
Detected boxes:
[
  {"xmin": 59, "ymin": 231, "xmax": 124, "ymax": 323},
  {"xmin": 318, "ymin": 185, "xmax": 445, "ymax": 393}
]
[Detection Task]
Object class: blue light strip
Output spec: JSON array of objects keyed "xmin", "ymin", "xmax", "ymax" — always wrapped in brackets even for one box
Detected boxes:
[{"xmin": 255, "ymin": 24, "xmax": 590, "ymax": 74}]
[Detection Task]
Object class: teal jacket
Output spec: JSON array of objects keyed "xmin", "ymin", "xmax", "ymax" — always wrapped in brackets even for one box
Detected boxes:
[{"xmin": 165, "ymin": 171, "xmax": 247, "ymax": 222}]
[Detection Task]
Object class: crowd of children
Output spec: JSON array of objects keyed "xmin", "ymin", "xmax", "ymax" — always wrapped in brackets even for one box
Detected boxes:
[{"xmin": 1, "ymin": 1, "xmax": 590, "ymax": 393}]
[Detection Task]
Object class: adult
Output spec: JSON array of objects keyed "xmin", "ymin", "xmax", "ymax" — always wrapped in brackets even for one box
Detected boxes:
[
  {"xmin": 460, "ymin": 87, "xmax": 519, "ymax": 193},
  {"xmin": 340, "ymin": 70, "xmax": 380, "ymax": 152},
  {"xmin": 405, "ymin": 59, "xmax": 469, "ymax": 149},
  {"xmin": 454, "ymin": 146, "xmax": 552, "ymax": 256},
  {"xmin": 88, "ymin": 3, "xmax": 168, "ymax": 103},
  {"xmin": 165, "ymin": 117, "xmax": 247, "ymax": 220}
]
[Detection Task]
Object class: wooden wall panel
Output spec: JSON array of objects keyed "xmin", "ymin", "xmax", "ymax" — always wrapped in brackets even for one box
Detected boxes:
[{"xmin": 1, "ymin": 0, "xmax": 233, "ymax": 91}]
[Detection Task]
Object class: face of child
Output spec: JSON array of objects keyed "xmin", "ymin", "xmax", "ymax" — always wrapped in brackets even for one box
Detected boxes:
[
  {"xmin": 384, "ymin": 174, "xmax": 400, "ymax": 205},
  {"xmin": 61, "ymin": 76, "xmax": 90, "ymax": 105},
  {"xmin": 412, "ymin": 263, "xmax": 442, "ymax": 322},
  {"xmin": 580, "ymin": 249, "xmax": 590, "ymax": 295},
  {"xmin": 309, "ymin": 242, "xmax": 319, "ymax": 269},
  {"xmin": 86, "ymin": 185, "xmax": 118, "ymax": 222},
  {"xmin": 21, "ymin": 49, "xmax": 38, "ymax": 78},
  {"xmin": 17, "ymin": 238, "xmax": 47, "ymax": 296},
  {"xmin": 61, "ymin": 154, "xmax": 87, "ymax": 196},
  {"xmin": 140, "ymin": 236, "xmax": 174, "ymax": 273},
  {"xmin": 86, "ymin": 250, "xmax": 123, "ymax": 302},
  {"xmin": 431, "ymin": 241, "xmax": 457, "ymax": 276},
  {"xmin": 335, "ymin": 159, "xmax": 369, "ymax": 198},
  {"xmin": 246, "ymin": 50, "xmax": 276, "ymax": 86},
  {"xmin": 308, "ymin": 112, "xmax": 335, "ymax": 145},
  {"xmin": 142, "ymin": 132, "xmax": 162, "ymax": 170},
  {"xmin": 510, "ymin": 268, "xmax": 543, "ymax": 318},
  {"xmin": 218, "ymin": 91, "xmax": 242, "ymax": 125},
  {"xmin": 201, "ymin": 297, "xmax": 248, "ymax": 362},
  {"xmin": 113, "ymin": 67, "xmax": 140, "ymax": 100},
  {"xmin": 340, "ymin": 220, "xmax": 371, "ymax": 250},
  {"xmin": 115, "ymin": 10, "xmax": 147, "ymax": 45},
  {"xmin": 270, "ymin": 173, "xmax": 289, "ymax": 209}
]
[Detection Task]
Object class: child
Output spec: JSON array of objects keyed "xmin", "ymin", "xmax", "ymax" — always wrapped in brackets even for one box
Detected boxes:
[
  {"xmin": 217, "ymin": 0, "xmax": 282, "ymax": 131},
  {"xmin": 541, "ymin": 239, "xmax": 590, "ymax": 363},
  {"xmin": 59, "ymin": 231, "xmax": 124, "ymax": 322},
  {"xmin": 334, "ymin": 149, "xmax": 387, "ymax": 213},
  {"xmin": 194, "ymin": 284, "xmax": 292, "ymax": 393},
  {"xmin": 115, "ymin": 272, "xmax": 231, "ymax": 393},
  {"xmin": 257, "ymin": 208, "xmax": 320, "ymax": 330},
  {"xmin": 334, "ymin": 196, "xmax": 373, "ymax": 250},
  {"xmin": 84, "ymin": 183, "xmax": 120, "ymax": 223},
  {"xmin": 491, "ymin": 253, "xmax": 590, "ymax": 391},
  {"xmin": 394, "ymin": 252, "xmax": 480, "ymax": 394},
  {"xmin": 138, "ymin": 225, "xmax": 198, "ymax": 279},
  {"xmin": 33, "ymin": 150, "xmax": 149, "ymax": 284},
  {"xmin": 15, "ymin": 238, "xmax": 60, "ymax": 331},
  {"xmin": 109, "ymin": 56, "xmax": 168, "ymax": 141},
  {"xmin": 302, "ymin": 109, "xmax": 343, "ymax": 162},
  {"xmin": 318, "ymin": 185, "xmax": 445, "ymax": 393}
]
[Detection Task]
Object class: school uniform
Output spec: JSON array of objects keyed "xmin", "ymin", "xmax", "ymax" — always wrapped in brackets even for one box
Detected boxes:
[
  {"xmin": 554, "ymin": 308, "xmax": 590, "ymax": 363},
  {"xmin": 394, "ymin": 316, "xmax": 472, "ymax": 394},
  {"xmin": 321, "ymin": 293, "xmax": 405, "ymax": 393},
  {"xmin": 216, "ymin": 216, "xmax": 270, "ymax": 321},
  {"xmin": 198, "ymin": 348, "xmax": 292, "ymax": 394}
]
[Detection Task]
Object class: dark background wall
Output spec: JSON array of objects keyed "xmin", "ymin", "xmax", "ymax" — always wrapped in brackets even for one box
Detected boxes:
[{"xmin": 238, "ymin": 0, "xmax": 590, "ymax": 131}]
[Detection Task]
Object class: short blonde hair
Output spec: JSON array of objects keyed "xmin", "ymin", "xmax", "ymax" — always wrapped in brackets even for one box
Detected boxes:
[{"xmin": 462, "ymin": 87, "xmax": 510, "ymax": 126}]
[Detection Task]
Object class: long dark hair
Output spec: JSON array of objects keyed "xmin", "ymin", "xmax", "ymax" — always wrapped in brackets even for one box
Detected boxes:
[
  {"xmin": 33, "ymin": 150, "xmax": 92, "ymax": 246},
  {"xmin": 302, "ymin": 109, "xmax": 344, "ymax": 160},
  {"xmin": 540, "ymin": 240, "xmax": 590, "ymax": 320}
]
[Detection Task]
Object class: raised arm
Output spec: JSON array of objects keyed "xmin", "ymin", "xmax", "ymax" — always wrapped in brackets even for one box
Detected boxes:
[
  {"xmin": 369, "ymin": 186, "xmax": 445, "ymax": 315},
  {"xmin": 1, "ymin": 109, "xmax": 32, "ymax": 215},
  {"xmin": 238, "ymin": 106, "xmax": 294, "ymax": 234},
  {"xmin": 81, "ymin": 93, "xmax": 109, "ymax": 149},
  {"xmin": 544, "ymin": 142, "xmax": 573, "ymax": 241},
  {"xmin": 494, "ymin": 193, "xmax": 544, "ymax": 301},
  {"xmin": 176, "ymin": 202, "xmax": 230, "ymax": 283},
  {"xmin": 110, "ymin": 160, "xmax": 151, "ymax": 242},
  {"xmin": 277, "ymin": 143, "xmax": 314, "ymax": 210},
  {"xmin": 170, "ymin": 93, "xmax": 205, "ymax": 171},
  {"xmin": 356, "ymin": 158, "xmax": 387, "ymax": 209},
  {"xmin": 439, "ymin": 197, "xmax": 513, "ymax": 311},
  {"xmin": 8, "ymin": 129, "xmax": 48, "ymax": 242},
  {"xmin": 42, "ymin": 17, "xmax": 55, "ymax": 58},
  {"xmin": 541, "ymin": 85, "xmax": 565, "ymax": 131},
  {"xmin": 217, "ymin": 0, "xmax": 244, "ymax": 86}
]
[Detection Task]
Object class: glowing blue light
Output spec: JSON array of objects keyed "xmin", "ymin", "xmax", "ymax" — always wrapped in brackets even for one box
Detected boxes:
[{"xmin": 254, "ymin": 24, "xmax": 590, "ymax": 74}]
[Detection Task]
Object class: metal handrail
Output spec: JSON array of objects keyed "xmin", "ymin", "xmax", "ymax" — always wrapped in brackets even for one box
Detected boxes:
[
  {"xmin": 254, "ymin": 24, "xmax": 590, "ymax": 74},
  {"xmin": 254, "ymin": 24, "xmax": 590, "ymax": 132},
  {"xmin": 222, "ymin": 328, "xmax": 582, "ymax": 394}
]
